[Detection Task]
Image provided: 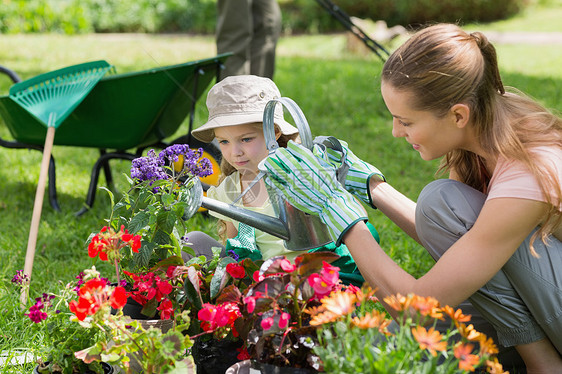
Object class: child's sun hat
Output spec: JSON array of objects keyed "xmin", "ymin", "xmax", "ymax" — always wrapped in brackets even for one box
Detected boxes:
[{"xmin": 191, "ymin": 75, "xmax": 298, "ymax": 142}]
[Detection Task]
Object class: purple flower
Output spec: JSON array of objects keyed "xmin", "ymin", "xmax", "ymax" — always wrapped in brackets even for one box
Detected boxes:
[
  {"xmin": 159, "ymin": 144, "xmax": 189, "ymax": 165},
  {"xmin": 130, "ymin": 149, "xmax": 168, "ymax": 184},
  {"xmin": 11, "ymin": 270, "xmax": 30, "ymax": 287},
  {"xmin": 25, "ymin": 294, "xmax": 54, "ymax": 323},
  {"xmin": 227, "ymin": 250, "xmax": 240, "ymax": 261},
  {"xmin": 159, "ymin": 145, "xmax": 214, "ymax": 178}
]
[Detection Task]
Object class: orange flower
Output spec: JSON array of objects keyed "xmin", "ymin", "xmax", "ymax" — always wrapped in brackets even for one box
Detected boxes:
[
  {"xmin": 478, "ymin": 334, "xmax": 499, "ymax": 356},
  {"xmin": 321, "ymin": 290, "xmax": 357, "ymax": 317},
  {"xmin": 351, "ymin": 310, "xmax": 392, "ymax": 334},
  {"xmin": 454, "ymin": 343, "xmax": 480, "ymax": 372},
  {"xmin": 307, "ymin": 290, "xmax": 356, "ymax": 326},
  {"xmin": 383, "ymin": 293, "xmax": 413, "ymax": 312},
  {"xmin": 411, "ymin": 325, "xmax": 447, "ymax": 356},
  {"xmin": 309, "ymin": 311, "xmax": 339, "ymax": 326},
  {"xmin": 458, "ymin": 323, "xmax": 482, "ymax": 341},
  {"xmin": 486, "ymin": 357, "xmax": 509, "ymax": 374},
  {"xmin": 442, "ymin": 305, "xmax": 472, "ymax": 325},
  {"xmin": 410, "ymin": 295, "xmax": 443, "ymax": 319}
]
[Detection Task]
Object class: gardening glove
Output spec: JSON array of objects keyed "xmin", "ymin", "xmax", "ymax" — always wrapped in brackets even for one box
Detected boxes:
[
  {"xmin": 226, "ymin": 223, "xmax": 263, "ymax": 262},
  {"xmin": 260, "ymin": 140, "xmax": 367, "ymax": 246},
  {"xmin": 313, "ymin": 136, "xmax": 385, "ymax": 209}
]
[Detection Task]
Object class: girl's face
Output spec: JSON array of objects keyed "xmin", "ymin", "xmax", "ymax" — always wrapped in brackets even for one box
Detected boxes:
[
  {"xmin": 381, "ymin": 83, "xmax": 469, "ymax": 161},
  {"xmin": 215, "ymin": 123, "xmax": 269, "ymax": 175}
]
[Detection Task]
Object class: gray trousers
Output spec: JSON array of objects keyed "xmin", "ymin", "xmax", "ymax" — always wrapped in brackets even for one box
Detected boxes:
[
  {"xmin": 181, "ymin": 231, "xmax": 225, "ymax": 262},
  {"xmin": 416, "ymin": 179, "xmax": 562, "ymax": 357},
  {"xmin": 216, "ymin": 0, "xmax": 281, "ymax": 79}
]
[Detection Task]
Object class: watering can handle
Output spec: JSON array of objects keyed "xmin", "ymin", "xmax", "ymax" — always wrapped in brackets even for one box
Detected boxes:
[{"xmin": 263, "ymin": 97, "xmax": 313, "ymax": 152}]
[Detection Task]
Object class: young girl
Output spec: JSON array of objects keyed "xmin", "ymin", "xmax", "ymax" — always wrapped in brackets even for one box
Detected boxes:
[
  {"xmin": 262, "ymin": 24, "xmax": 562, "ymax": 372},
  {"xmin": 189, "ymin": 75, "xmax": 373, "ymax": 283}
]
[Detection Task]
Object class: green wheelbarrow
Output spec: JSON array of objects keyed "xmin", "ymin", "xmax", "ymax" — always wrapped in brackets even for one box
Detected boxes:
[{"xmin": 0, "ymin": 54, "xmax": 229, "ymax": 214}]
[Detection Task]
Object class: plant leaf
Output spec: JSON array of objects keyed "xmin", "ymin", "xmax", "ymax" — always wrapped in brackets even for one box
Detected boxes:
[
  {"xmin": 215, "ymin": 284, "xmax": 242, "ymax": 304},
  {"xmin": 210, "ymin": 257, "xmax": 237, "ymax": 300},
  {"xmin": 128, "ymin": 211, "xmax": 150, "ymax": 234},
  {"xmin": 295, "ymin": 251, "xmax": 340, "ymax": 277}
]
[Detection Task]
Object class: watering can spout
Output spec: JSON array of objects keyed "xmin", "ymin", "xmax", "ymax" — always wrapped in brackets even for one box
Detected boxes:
[{"xmin": 200, "ymin": 196, "xmax": 290, "ymax": 241}]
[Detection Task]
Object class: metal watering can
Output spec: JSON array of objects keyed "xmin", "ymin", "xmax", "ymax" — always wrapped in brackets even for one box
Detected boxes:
[{"xmin": 196, "ymin": 97, "xmax": 334, "ymax": 251}]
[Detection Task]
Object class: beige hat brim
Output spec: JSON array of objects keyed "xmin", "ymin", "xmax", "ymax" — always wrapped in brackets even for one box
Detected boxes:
[{"xmin": 191, "ymin": 111, "xmax": 298, "ymax": 143}]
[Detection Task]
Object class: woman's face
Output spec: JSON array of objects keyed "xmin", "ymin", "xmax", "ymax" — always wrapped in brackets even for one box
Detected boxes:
[
  {"xmin": 215, "ymin": 123, "xmax": 269, "ymax": 175},
  {"xmin": 381, "ymin": 83, "xmax": 468, "ymax": 161}
]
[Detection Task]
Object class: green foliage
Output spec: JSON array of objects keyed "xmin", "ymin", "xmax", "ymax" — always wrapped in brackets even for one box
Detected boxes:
[
  {"xmin": 0, "ymin": 0, "xmax": 92, "ymax": 34},
  {"xmin": 0, "ymin": 0, "xmax": 216, "ymax": 34},
  {"xmin": 282, "ymin": 0, "xmax": 529, "ymax": 32}
]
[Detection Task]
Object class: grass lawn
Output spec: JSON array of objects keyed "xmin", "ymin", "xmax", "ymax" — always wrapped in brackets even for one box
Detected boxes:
[{"xmin": 0, "ymin": 3, "xmax": 561, "ymax": 370}]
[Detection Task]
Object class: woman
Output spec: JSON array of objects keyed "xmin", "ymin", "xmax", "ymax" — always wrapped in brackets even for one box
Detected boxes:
[{"xmin": 262, "ymin": 24, "xmax": 562, "ymax": 372}]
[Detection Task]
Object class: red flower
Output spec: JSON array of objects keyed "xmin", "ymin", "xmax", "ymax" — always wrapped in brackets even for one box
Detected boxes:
[
  {"xmin": 253, "ymin": 270, "xmax": 264, "ymax": 282},
  {"xmin": 226, "ymin": 263, "xmax": 246, "ymax": 279},
  {"xmin": 110, "ymin": 286, "xmax": 127, "ymax": 309},
  {"xmin": 87, "ymin": 226, "xmax": 142, "ymax": 262},
  {"xmin": 70, "ymin": 278, "xmax": 117, "ymax": 321},
  {"xmin": 236, "ymin": 346, "xmax": 250, "ymax": 360},
  {"xmin": 157, "ymin": 299, "xmax": 174, "ymax": 320}
]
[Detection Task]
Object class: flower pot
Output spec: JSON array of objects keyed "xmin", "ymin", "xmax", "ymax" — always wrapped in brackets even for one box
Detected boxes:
[
  {"xmin": 33, "ymin": 361, "xmax": 114, "ymax": 374},
  {"xmin": 121, "ymin": 297, "xmax": 160, "ymax": 320},
  {"xmin": 226, "ymin": 360, "xmax": 318, "ymax": 374},
  {"xmin": 192, "ymin": 336, "xmax": 244, "ymax": 374}
]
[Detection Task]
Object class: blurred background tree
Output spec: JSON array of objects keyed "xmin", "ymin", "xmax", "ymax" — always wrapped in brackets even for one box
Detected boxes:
[{"xmin": 0, "ymin": 0, "xmax": 549, "ymax": 35}]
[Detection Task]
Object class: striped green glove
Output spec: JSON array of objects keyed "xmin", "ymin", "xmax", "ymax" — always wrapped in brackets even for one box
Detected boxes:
[
  {"xmin": 261, "ymin": 141, "xmax": 367, "ymax": 246},
  {"xmin": 313, "ymin": 137, "xmax": 385, "ymax": 209}
]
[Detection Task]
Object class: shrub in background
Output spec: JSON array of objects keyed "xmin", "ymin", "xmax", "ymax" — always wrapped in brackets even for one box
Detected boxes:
[{"xmin": 0, "ymin": 0, "xmax": 537, "ymax": 35}]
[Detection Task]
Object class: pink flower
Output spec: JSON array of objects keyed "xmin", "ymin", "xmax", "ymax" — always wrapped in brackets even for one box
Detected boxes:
[
  {"xmin": 261, "ymin": 316, "xmax": 274, "ymax": 331},
  {"xmin": 308, "ymin": 273, "xmax": 334, "ymax": 299},
  {"xmin": 198, "ymin": 304, "xmax": 217, "ymax": 322},
  {"xmin": 244, "ymin": 296, "xmax": 256, "ymax": 313},
  {"xmin": 279, "ymin": 259, "xmax": 296, "ymax": 273},
  {"xmin": 278, "ymin": 312, "xmax": 291, "ymax": 329},
  {"xmin": 320, "ymin": 262, "xmax": 340, "ymax": 285}
]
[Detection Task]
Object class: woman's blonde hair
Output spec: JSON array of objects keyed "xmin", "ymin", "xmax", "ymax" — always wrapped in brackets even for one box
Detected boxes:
[
  {"xmin": 215, "ymin": 123, "xmax": 299, "ymax": 243},
  {"xmin": 381, "ymin": 23, "xmax": 562, "ymax": 255}
]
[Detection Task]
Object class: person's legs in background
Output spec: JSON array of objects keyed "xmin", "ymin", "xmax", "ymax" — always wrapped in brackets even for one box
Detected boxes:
[
  {"xmin": 249, "ymin": 0, "xmax": 281, "ymax": 79},
  {"xmin": 216, "ymin": 0, "xmax": 252, "ymax": 79}
]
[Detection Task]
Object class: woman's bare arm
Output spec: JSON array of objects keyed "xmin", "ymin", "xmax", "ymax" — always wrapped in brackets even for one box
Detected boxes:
[
  {"xmin": 344, "ymin": 195, "xmax": 548, "ymax": 316},
  {"xmin": 369, "ymin": 178, "xmax": 419, "ymax": 243}
]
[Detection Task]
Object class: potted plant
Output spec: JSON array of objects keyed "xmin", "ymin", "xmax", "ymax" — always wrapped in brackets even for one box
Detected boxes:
[
  {"xmin": 309, "ymin": 288, "xmax": 509, "ymax": 373},
  {"xmin": 182, "ymin": 252, "xmax": 259, "ymax": 374},
  {"xmin": 10, "ymin": 269, "xmax": 113, "ymax": 374},
  {"xmin": 200, "ymin": 251, "xmax": 346, "ymax": 373},
  {"xmin": 67, "ymin": 267, "xmax": 195, "ymax": 374},
  {"xmin": 86, "ymin": 144, "xmax": 213, "ymax": 320}
]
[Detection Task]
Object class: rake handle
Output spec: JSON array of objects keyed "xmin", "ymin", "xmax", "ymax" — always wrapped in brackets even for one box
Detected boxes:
[{"xmin": 20, "ymin": 126, "xmax": 55, "ymax": 305}]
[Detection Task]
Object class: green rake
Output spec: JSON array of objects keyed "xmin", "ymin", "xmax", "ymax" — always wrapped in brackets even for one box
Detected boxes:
[{"xmin": 9, "ymin": 60, "xmax": 112, "ymax": 304}]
